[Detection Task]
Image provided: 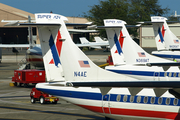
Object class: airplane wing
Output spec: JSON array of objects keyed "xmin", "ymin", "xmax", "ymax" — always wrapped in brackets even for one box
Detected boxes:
[
  {"xmin": 66, "ymin": 81, "xmax": 180, "ymax": 88},
  {"xmin": 68, "ymin": 29, "xmax": 98, "ymax": 33},
  {"xmin": 0, "ymin": 44, "xmax": 29, "ymax": 48},
  {"xmin": 76, "ymin": 42, "xmax": 109, "ymax": 47},
  {"xmin": 146, "ymin": 62, "xmax": 180, "ymax": 66}
]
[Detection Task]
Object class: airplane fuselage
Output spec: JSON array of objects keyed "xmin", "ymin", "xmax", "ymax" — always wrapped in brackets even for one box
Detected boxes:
[
  {"xmin": 36, "ymin": 83, "xmax": 180, "ymax": 120},
  {"xmin": 26, "ymin": 45, "xmax": 44, "ymax": 67},
  {"xmin": 152, "ymin": 51, "xmax": 180, "ymax": 62},
  {"xmin": 105, "ymin": 65, "xmax": 180, "ymax": 81}
]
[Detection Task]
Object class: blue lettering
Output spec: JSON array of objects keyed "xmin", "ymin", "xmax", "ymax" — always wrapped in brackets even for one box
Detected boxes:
[
  {"xmin": 53, "ymin": 15, "xmax": 61, "ymax": 19},
  {"xmin": 74, "ymin": 71, "xmax": 87, "ymax": 77},
  {"xmin": 84, "ymin": 71, "xmax": 87, "ymax": 77},
  {"xmin": 74, "ymin": 72, "xmax": 77, "ymax": 77},
  {"xmin": 169, "ymin": 45, "xmax": 179, "ymax": 48},
  {"xmin": 37, "ymin": 15, "xmax": 51, "ymax": 19},
  {"xmin": 136, "ymin": 59, "xmax": 149, "ymax": 63},
  {"xmin": 106, "ymin": 20, "xmax": 115, "ymax": 23},
  {"xmin": 78, "ymin": 72, "xmax": 80, "ymax": 76}
]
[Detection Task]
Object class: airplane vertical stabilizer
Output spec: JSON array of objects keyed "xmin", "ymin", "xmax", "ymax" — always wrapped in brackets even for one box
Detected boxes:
[
  {"xmin": 104, "ymin": 19, "xmax": 173, "ymax": 65},
  {"xmin": 103, "ymin": 19, "xmax": 125, "ymax": 65},
  {"xmin": 151, "ymin": 16, "xmax": 180, "ymax": 50},
  {"xmin": 35, "ymin": 13, "xmax": 65, "ymax": 82},
  {"xmin": 35, "ymin": 13, "xmax": 136, "ymax": 82},
  {"xmin": 151, "ymin": 16, "xmax": 166, "ymax": 50}
]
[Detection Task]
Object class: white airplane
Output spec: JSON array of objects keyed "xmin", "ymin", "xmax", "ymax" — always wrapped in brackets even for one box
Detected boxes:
[
  {"xmin": 79, "ymin": 37, "xmax": 101, "ymax": 49},
  {"xmin": 150, "ymin": 16, "xmax": 180, "ymax": 62},
  {"xmin": 77, "ymin": 37, "xmax": 109, "ymax": 49},
  {"xmin": 100, "ymin": 19, "xmax": 180, "ymax": 82},
  {"xmin": 19, "ymin": 13, "xmax": 180, "ymax": 120}
]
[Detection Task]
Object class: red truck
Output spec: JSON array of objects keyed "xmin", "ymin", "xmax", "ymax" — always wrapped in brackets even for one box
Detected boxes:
[
  {"xmin": 12, "ymin": 69, "xmax": 45, "ymax": 87},
  {"xmin": 30, "ymin": 88, "xmax": 59, "ymax": 104}
]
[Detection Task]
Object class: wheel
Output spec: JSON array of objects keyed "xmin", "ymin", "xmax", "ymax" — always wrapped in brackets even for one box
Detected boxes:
[
  {"xmin": 40, "ymin": 96, "xmax": 45, "ymax": 104},
  {"xmin": 31, "ymin": 97, "xmax": 36, "ymax": 103},
  {"xmin": 24, "ymin": 83, "xmax": 28, "ymax": 87},
  {"xmin": 52, "ymin": 101, "xmax": 57, "ymax": 104},
  {"xmin": 14, "ymin": 82, "xmax": 17, "ymax": 86},
  {"xmin": 19, "ymin": 83, "xmax": 22, "ymax": 87}
]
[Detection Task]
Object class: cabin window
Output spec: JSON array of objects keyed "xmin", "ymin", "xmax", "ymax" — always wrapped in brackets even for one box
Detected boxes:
[
  {"xmin": 116, "ymin": 94, "xmax": 121, "ymax": 102},
  {"xmin": 174, "ymin": 98, "xmax": 178, "ymax": 105},
  {"xmin": 166, "ymin": 98, "xmax": 170, "ymax": 105},
  {"xmin": 130, "ymin": 96, "xmax": 134, "ymax": 103},
  {"xmin": 173, "ymin": 73, "xmax": 177, "ymax": 77},
  {"xmin": 164, "ymin": 72, "xmax": 167, "ymax": 77},
  {"xmin": 150, "ymin": 97, "xmax": 155, "ymax": 104},
  {"xmin": 144, "ymin": 96, "xmax": 148, "ymax": 103},
  {"xmin": 137, "ymin": 96, "xmax": 141, "ymax": 103},
  {"xmin": 169, "ymin": 72, "xmax": 172, "ymax": 77},
  {"xmin": 158, "ymin": 97, "xmax": 163, "ymax": 104},
  {"xmin": 123, "ymin": 95, "xmax": 128, "ymax": 102}
]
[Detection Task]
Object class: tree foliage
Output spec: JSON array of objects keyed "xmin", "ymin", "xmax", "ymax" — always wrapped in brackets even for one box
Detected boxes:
[{"xmin": 83, "ymin": 0, "xmax": 169, "ymax": 37}]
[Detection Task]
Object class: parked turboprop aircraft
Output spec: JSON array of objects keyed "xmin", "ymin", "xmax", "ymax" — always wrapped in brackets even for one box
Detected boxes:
[
  {"xmin": 78, "ymin": 37, "xmax": 109, "ymax": 49},
  {"xmin": 19, "ymin": 13, "xmax": 180, "ymax": 120},
  {"xmin": 102, "ymin": 19, "xmax": 180, "ymax": 82},
  {"xmin": 150, "ymin": 16, "xmax": 180, "ymax": 62}
]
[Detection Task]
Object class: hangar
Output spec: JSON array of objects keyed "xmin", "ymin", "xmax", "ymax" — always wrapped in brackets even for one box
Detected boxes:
[
  {"xmin": 0, "ymin": 3, "xmax": 180, "ymax": 49},
  {"xmin": 0, "ymin": 3, "xmax": 95, "ymax": 45}
]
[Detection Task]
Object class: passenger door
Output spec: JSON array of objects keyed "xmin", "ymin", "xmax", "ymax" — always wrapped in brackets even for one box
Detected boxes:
[
  {"xmin": 153, "ymin": 72, "xmax": 160, "ymax": 81},
  {"xmin": 102, "ymin": 94, "xmax": 111, "ymax": 114}
]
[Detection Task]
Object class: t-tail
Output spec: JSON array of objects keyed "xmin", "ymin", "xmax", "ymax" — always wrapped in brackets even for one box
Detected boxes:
[
  {"xmin": 151, "ymin": 16, "xmax": 180, "ymax": 50},
  {"xmin": 103, "ymin": 19, "xmax": 172, "ymax": 65},
  {"xmin": 34, "ymin": 13, "xmax": 136, "ymax": 82},
  {"xmin": 34, "ymin": 13, "xmax": 66, "ymax": 82},
  {"xmin": 102, "ymin": 19, "xmax": 125, "ymax": 65}
]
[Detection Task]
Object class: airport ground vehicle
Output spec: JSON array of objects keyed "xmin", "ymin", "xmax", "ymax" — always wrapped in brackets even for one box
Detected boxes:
[
  {"xmin": 30, "ymin": 88, "xmax": 59, "ymax": 104},
  {"xmin": 106, "ymin": 55, "xmax": 113, "ymax": 65},
  {"xmin": 12, "ymin": 69, "xmax": 45, "ymax": 87}
]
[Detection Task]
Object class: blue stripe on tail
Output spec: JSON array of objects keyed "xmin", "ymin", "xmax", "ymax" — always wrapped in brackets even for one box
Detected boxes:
[
  {"xmin": 114, "ymin": 34, "xmax": 123, "ymax": 55},
  {"xmin": 49, "ymin": 35, "xmax": 61, "ymax": 66},
  {"xmin": 158, "ymin": 27, "xmax": 164, "ymax": 43}
]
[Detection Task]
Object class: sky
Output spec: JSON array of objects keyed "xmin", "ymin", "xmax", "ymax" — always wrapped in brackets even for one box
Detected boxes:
[{"xmin": 0, "ymin": 0, "xmax": 179, "ymax": 17}]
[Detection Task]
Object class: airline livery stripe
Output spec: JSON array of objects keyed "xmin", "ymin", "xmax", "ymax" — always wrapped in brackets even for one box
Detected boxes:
[
  {"xmin": 158, "ymin": 27, "xmax": 164, "ymax": 43},
  {"xmin": 37, "ymin": 88, "xmax": 180, "ymax": 106},
  {"xmin": 49, "ymin": 35, "xmax": 61, "ymax": 66},
  {"xmin": 107, "ymin": 69, "xmax": 180, "ymax": 77},
  {"xmin": 77, "ymin": 104, "xmax": 180, "ymax": 119},
  {"xmin": 114, "ymin": 34, "xmax": 122, "ymax": 55},
  {"xmin": 152, "ymin": 54, "xmax": 180, "ymax": 59},
  {"xmin": 55, "ymin": 30, "xmax": 63, "ymax": 57},
  {"xmin": 119, "ymin": 31, "xmax": 124, "ymax": 48}
]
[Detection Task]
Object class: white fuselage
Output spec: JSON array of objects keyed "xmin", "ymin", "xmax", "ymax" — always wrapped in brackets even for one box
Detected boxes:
[
  {"xmin": 36, "ymin": 83, "xmax": 180, "ymax": 120},
  {"xmin": 26, "ymin": 45, "xmax": 44, "ymax": 67},
  {"xmin": 152, "ymin": 51, "xmax": 180, "ymax": 62},
  {"xmin": 105, "ymin": 65, "xmax": 180, "ymax": 81}
]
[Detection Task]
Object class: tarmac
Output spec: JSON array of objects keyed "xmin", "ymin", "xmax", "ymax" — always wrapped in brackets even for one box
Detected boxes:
[
  {"xmin": 0, "ymin": 47, "xmax": 157, "ymax": 120},
  {"xmin": 0, "ymin": 49, "xmax": 110, "ymax": 120}
]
